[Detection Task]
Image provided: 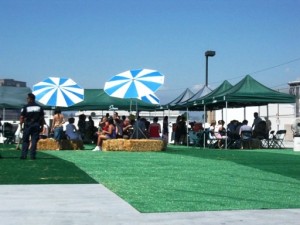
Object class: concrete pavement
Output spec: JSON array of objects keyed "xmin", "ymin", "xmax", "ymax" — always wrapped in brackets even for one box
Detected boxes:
[{"xmin": 1, "ymin": 184, "xmax": 300, "ymax": 225}]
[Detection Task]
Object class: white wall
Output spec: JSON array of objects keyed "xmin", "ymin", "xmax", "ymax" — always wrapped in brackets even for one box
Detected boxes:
[{"xmin": 215, "ymin": 103, "xmax": 296, "ymax": 140}]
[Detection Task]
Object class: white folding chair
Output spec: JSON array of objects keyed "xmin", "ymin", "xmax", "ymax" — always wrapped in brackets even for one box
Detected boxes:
[
  {"xmin": 271, "ymin": 130, "xmax": 286, "ymax": 149},
  {"xmin": 262, "ymin": 130, "xmax": 275, "ymax": 148}
]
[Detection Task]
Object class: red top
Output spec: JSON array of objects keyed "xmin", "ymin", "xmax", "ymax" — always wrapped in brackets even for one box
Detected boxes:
[
  {"xmin": 148, "ymin": 123, "xmax": 161, "ymax": 138},
  {"xmin": 102, "ymin": 122, "xmax": 109, "ymax": 132}
]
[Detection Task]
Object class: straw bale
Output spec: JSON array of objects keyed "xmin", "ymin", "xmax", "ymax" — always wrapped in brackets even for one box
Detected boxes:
[
  {"xmin": 102, "ymin": 140, "xmax": 109, "ymax": 150},
  {"xmin": 37, "ymin": 139, "xmax": 57, "ymax": 150},
  {"xmin": 37, "ymin": 138, "xmax": 83, "ymax": 150},
  {"xmin": 102, "ymin": 139, "xmax": 164, "ymax": 152},
  {"xmin": 66, "ymin": 140, "xmax": 84, "ymax": 150}
]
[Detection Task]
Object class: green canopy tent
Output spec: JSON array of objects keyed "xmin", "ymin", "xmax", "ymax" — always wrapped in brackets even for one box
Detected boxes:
[
  {"xmin": 201, "ymin": 75, "xmax": 295, "ymax": 149},
  {"xmin": 185, "ymin": 80, "xmax": 233, "ymax": 111},
  {"xmin": 204, "ymin": 75, "xmax": 295, "ymax": 109},
  {"xmin": 64, "ymin": 89, "xmax": 159, "ymax": 111},
  {"xmin": 180, "ymin": 80, "xmax": 233, "ymax": 147}
]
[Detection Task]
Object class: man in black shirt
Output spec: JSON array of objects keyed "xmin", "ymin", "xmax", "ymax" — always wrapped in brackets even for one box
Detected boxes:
[{"xmin": 20, "ymin": 93, "xmax": 44, "ymax": 160}]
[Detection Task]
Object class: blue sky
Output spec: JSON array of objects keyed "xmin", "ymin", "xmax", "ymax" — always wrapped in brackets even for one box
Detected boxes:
[{"xmin": 1, "ymin": 0, "xmax": 300, "ymax": 104}]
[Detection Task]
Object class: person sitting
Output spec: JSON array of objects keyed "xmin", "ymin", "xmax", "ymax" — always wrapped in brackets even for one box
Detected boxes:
[
  {"xmin": 92, "ymin": 116, "xmax": 108, "ymax": 143},
  {"xmin": 239, "ymin": 120, "xmax": 253, "ymax": 149},
  {"xmin": 214, "ymin": 120, "xmax": 227, "ymax": 148},
  {"xmin": 148, "ymin": 117, "xmax": 161, "ymax": 139},
  {"xmin": 208, "ymin": 120, "xmax": 216, "ymax": 139},
  {"xmin": 122, "ymin": 117, "xmax": 133, "ymax": 139},
  {"xmin": 113, "ymin": 115, "xmax": 123, "ymax": 138},
  {"xmin": 239, "ymin": 120, "xmax": 252, "ymax": 136},
  {"xmin": 39, "ymin": 120, "xmax": 49, "ymax": 139},
  {"xmin": 93, "ymin": 117, "xmax": 116, "ymax": 151},
  {"xmin": 192, "ymin": 122, "xmax": 203, "ymax": 132},
  {"xmin": 252, "ymin": 120, "xmax": 268, "ymax": 139},
  {"xmin": 227, "ymin": 120, "xmax": 239, "ymax": 139},
  {"xmin": 131, "ymin": 117, "xmax": 148, "ymax": 139},
  {"xmin": 65, "ymin": 117, "xmax": 82, "ymax": 141}
]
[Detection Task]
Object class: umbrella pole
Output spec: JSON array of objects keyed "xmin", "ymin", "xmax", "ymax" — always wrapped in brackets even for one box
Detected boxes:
[{"xmin": 130, "ymin": 100, "xmax": 132, "ymax": 113}]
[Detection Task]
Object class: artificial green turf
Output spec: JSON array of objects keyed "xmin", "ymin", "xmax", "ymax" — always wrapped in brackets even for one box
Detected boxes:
[
  {"xmin": 1, "ymin": 144, "xmax": 300, "ymax": 213},
  {"xmin": 0, "ymin": 144, "xmax": 97, "ymax": 184}
]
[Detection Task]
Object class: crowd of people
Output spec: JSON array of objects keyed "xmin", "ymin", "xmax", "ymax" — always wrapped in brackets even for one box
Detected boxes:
[
  {"xmin": 14, "ymin": 95, "xmax": 170, "ymax": 156},
  {"xmin": 172, "ymin": 112, "xmax": 271, "ymax": 149},
  {"xmin": 202, "ymin": 112, "xmax": 270, "ymax": 149},
  {"xmin": 92, "ymin": 113, "xmax": 169, "ymax": 151}
]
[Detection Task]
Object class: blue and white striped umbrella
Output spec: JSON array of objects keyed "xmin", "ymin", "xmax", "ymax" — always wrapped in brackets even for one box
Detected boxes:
[
  {"xmin": 104, "ymin": 69, "xmax": 164, "ymax": 99},
  {"xmin": 140, "ymin": 93, "xmax": 160, "ymax": 105},
  {"xmin": 32, "ymin": 77, "xmax": 84, "ymax": 107}
]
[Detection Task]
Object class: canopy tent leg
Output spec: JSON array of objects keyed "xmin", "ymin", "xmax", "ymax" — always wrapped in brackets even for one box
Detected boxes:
[
  {"xmin": 203, "ymin": 105, "xmax": 206, "ymax": 148},
  {"xmin": 186, "ymin": 107, "xmax": 189, "ymax": 147},
  {"xmin": 225, "ymin": 101, "xmax": 228, "ymax": 149}
]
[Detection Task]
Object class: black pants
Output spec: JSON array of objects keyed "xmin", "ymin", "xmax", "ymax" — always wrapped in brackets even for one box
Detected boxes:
[{"xmin": 21, "ymin": 124, "xmax": 40, "ymax": 158}]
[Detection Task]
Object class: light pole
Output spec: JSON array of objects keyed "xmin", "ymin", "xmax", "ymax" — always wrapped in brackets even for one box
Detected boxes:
[
  {"xmin": 205, "ymin": 50, "xmax": 216, "ymax": 87},
  {"xmin": 204, "ymin": 50, "xmax": 216, "ymax": 125}
]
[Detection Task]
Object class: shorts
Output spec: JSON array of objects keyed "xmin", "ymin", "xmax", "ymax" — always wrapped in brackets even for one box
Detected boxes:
[{"xmin": 54, "ymin": 127, "xmax": 63, "ymax": 140}]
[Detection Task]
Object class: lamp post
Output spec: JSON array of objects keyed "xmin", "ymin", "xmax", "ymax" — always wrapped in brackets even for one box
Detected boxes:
[
  {"xmin": 204, "ymin": 50, "xmax": 216, "ymax": 125},
  {"xmin": 205, "ymin": 50, "xmax": 216, "ymax": 87}
]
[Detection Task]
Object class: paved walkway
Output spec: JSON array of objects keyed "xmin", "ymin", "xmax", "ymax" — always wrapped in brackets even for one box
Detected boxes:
[{"xmin": 1, "ymin": 184, "xmax": 300, "ymax": 225}]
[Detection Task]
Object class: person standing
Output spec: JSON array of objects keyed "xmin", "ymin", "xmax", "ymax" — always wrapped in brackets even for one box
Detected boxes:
[
  {"xmin": 20, "ymin": 93, "xmax": 44, "ymax": 160},
  {"xmin": 252, "ymin": 112, "xmax": 262, "ymax": 129},
  {"xmin": 174, "ymin": 115, "xmax": 182, "ymax": 145},
  {"xmin": 86, "ymin": 115, "xmax": 95, "ymax": 142},
  {"xmin": 77, "ymin": 114, "xmax": 87, "ymax": 142},
  {"xmin": 51, "ymin": 108, "xmax": 65, "ymax": 150},
  {"xmin": 0, "ymin": 117, "xmax": 2, "ymax": 134},
  {"xmin": 162, "ymin": 116, "xmax": 169, "ymax": 144}
]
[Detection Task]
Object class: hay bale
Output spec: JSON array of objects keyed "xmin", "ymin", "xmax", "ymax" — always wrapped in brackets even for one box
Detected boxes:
[
  {"xmin": 102, "ymin": 139, "xmax": 164, "ymax": 152},
  {"xmin": 103, "ymin": 139, "xmax": 125, "ymax": 151},
  {"xmin": 37, "ymin": 139, "xmax": 57, "ymax": 150},
  {"xmin": 62, "ymin": 139, "xmax": 84, "ymax": 150},
  {"xmin": 37, "ymin": 138, "xmax": 83, "ymax": 150}
]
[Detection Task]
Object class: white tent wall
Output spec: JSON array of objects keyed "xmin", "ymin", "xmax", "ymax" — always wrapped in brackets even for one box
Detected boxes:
[
  {"xmin": 215, "ymin": 106, "xmax": 258, "ymax": 127},
  {"xmin": 259, "ymin": 103, "xmax": 295, "ymax": 140},
  {"xmin": 215, "ymin": 103, "xmax": 295, "ymax": 141}
]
